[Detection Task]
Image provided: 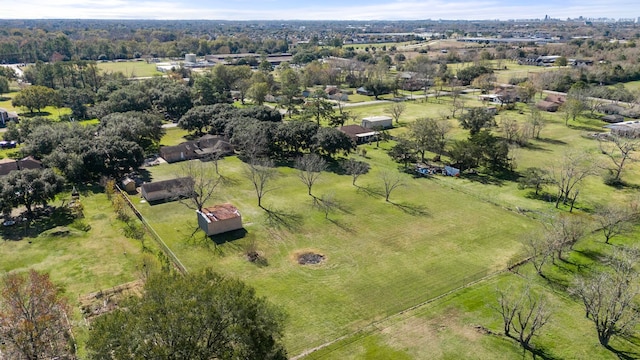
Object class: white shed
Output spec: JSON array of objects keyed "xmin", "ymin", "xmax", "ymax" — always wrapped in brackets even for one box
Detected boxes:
[
  {"xmin": 361, "ymin": 116, "xmax": 393, "ymax": 129},
  {"xmin": 197, "ymin": 204, "xmax": 243, "ymax": 236}
]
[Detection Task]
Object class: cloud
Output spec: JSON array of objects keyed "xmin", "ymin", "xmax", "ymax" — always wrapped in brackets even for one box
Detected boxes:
[{"xmin": 2, "ymin": 0, "xmax": 638, "ymax": 20}]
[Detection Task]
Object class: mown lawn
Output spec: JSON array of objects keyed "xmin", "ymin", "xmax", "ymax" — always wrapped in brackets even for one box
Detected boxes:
[
  {"xmin": 97, "ymin": 60, "xmax": 162, "ymax": 78},
  {"xmin": 134, "ymin": 141, "xmax": 540, "ymax": 354},
  {"xmin": 307, "ymin": 225, "xmax": 640, "ymax": 360},
  {"xmin": 0, "ymin": 188, "xmax": 153, "ymax": 297},
  {"xmin": 0, "ymin": 91, "xmax": 72, "ymax": 120},
  {"xmin": 134, "ymin": 90, "xmax": 640, "ymax": 357}
]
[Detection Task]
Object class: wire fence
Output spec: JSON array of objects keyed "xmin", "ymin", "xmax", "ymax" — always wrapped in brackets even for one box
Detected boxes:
[{"xmin": 115, "ymin": 186, "xmax": 188, "ymax": 274}]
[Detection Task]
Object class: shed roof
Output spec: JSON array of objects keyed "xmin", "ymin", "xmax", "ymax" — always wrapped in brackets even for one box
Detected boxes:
[{"xmin": 200, "ymin": 204, "xmax": 241, "ymax": 222}]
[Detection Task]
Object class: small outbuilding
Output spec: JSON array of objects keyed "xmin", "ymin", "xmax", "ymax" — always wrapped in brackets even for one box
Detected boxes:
[
  {"xmin": 121, "ymin": 177, "xmax": 137, "ymax": 193},
  {"xmin": 361, "ymin": 116, "xmax": 393, "ymax": 129},
  {"xmin": 197, "ymin": 203, "xmax": 243, "ymax": 236}
]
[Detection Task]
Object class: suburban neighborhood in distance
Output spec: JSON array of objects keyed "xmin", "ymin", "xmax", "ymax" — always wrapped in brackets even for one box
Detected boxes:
[{"xmin": 2, "ymin": 12, "xmax": 640, "ymax": 359}]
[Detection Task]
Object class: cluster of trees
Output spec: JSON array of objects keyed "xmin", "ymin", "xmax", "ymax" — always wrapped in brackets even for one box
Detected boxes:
[
  {"xmin": 520, "ymin": 219, "xmax": 640, "ymax": 348},
  {"xmin": 179, "ymin": 104, "xmax": 355, "ymax": 160},
  {"xmin": 389, "ymin": 109, "xmax": 513, "ymax": 174},
  {"xmin": 3, "ymin": 113, "xmax": 157, "ymax": 183},
  {"xmin": 0, "ymin": 168, "xmax": 64, "ymax": 218},
  {"xmin": 0, "ymin": 269, "xmax": 288, "ymax": 359}
]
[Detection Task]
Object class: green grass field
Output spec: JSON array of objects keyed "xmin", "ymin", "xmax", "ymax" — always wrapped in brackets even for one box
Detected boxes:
[
  {"xmin": 135, "ymin": 141, "xmax": 542, "ymax": 354},
  {"xmin": 0, "ymin": 188, "xmax": 154, "ymax": 298},
  {"xmin": 3, "ymin": 83, "xmax": 640, "ymax": 358},
  {"xmin": 97, "ymin": 60, "xmax": 162, "ymax": 78},
  {"xmin": 132, "ymin": 92, "xmax": 640, "ymax": 357}
]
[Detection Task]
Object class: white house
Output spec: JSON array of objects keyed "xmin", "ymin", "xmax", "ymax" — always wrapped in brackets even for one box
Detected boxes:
[
  {"xmin": 197, "ymin": 204, "xmax": 243, "ymax": 236},
  {"xmin": 361, "ymin": 116, "xmax": 393, "ymax": 129},
  {"xmin": 0, "ymin": 107, "xmax": 19, "ymax": 127}
]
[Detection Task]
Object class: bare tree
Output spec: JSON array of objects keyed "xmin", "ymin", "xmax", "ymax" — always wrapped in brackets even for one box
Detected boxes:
[
  {"xmin": 571, "ymin": 268, "xmax": 639, "ymax": 347},
  {"xmin": 549, "ymin": 151, "xmax": 596, "ymax": 209},
  {"xmin": 598, "ymin": 134, "xmax": 639, "ymax": 185},
  {"xmin": 385, "ymin": 102, "xmax": 406, "ymax": 124},
  {"xmin": 380, "ymin": 171, "xmax": 404, "ymax": 202},
  {"xmin": 496, "ymin": 285, "xmax": 551, "ymax": 349},
  {"xmin": 526, "ymin": 106, "xmax": 546, "ymax": 139},
  {"xmin": 315, "ymin": 192, "xmax": 339, "ymax": 219},
  {"xmin": 343, "ymin": 159, "xmax": 370, "ymax": 186},
  {"xmin": 176, "ymin": 160, "xmax": 220, "ymax": 211},
  {"xmin": 500, "ymin": 116, "xmax": 521, "ymax": 144},
  {"xmin": 295, "ymin": 154, "xmax": 327, "ymax": 197},
  {"xmin": 0, "ymin": 270, "xmax": 74, "ymax": 359},
  {"xmin": 243, "ymin": 158, "xmax": 277, "ymax": 209},
  {"xmin": 594, "ymin": 203, "xmax": 636, "ymax": 244},
  {"xmin": 523, "ymin": 231, "xmax": 554, "ymax": 276},
  {"xmin": 545, "ymin": 213, "xmax": 588, "ymax": 262}
]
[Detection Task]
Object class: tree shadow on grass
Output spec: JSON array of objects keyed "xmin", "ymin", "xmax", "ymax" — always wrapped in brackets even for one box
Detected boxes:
[
  {"xmin": 524, "ymin": 343, "xmax": 560, "ymax": 360},
  {"xmin": 464, "ymin": 172, "xmax": 506, "ymax": 186},
  {"xmin": 535, "ymin": 137, "xmax": 567, "ymax": 146},
  {"xmin": 605, "ymin": 343, "xmax": 640, "ymax": 360},
  {"xmin": 263, "ymin": 207, "xmax": 302, "ymax": 231},
  {"xmin": 525, "ymin": 191, "xmax": 558, "ymax": 204},
  {"xmin": 2, "ymin": 206, "xmax": 76, "ymax": 241},
  {"xmin": 356, "ymin": 184, "xmax": 383, "ymax": 198},
  {"xmin": 521, "ymin": 142, "xmax": 551, "ymax": 152},
  {"xmin": 218, "ymin": 174, "xmax": 240, "ymax": 187},
  {"xmin": 20, "ymin": 111, "xmax": 51, "ymax": 118},
  {"xmin": 573, "ymin": 248, "xmax": 606, "ymax": 263},
  {"xmin": 388, "ymin": 201, "xmax": 429, "ymax": 216},
  {"xmin": 327, "ymin": 218, "xmax": 356, "ymax": 233}
]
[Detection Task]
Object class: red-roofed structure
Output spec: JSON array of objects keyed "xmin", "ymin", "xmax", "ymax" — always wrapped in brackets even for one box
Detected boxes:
[{"xmin": 197, "ymin": 203, "xmax": 243, "ymax": 235}]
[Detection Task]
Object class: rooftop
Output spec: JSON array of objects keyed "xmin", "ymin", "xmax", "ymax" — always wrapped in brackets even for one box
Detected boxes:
[{"xmin": 200, "ymin": 204, "xmax": 241, "ymax": 222}]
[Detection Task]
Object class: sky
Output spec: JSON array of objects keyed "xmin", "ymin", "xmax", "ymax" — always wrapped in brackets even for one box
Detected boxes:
[{"xmin": 1, "ymin": 0, "xmax": 639, "ymax": 21}]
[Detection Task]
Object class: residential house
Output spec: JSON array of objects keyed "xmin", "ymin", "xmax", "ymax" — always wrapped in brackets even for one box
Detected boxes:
[
  {"xmin": 601, "ymin": 104, "xmax": 626, "ymax": 115},
  {"xmin": 536, "ymin": 100, "xmax": 560, "ymax": 112},
  {"xmin": 536, "ymin": 94, "xmax": 565, "ymax": 112},
  {"xmin": 0, "ymin": 108, "xmax": 19, "ymax": 127},
  {"xmin": 356, "ymin": 87, "xmax": 373, "ymax": 96},
  {"xmin": 159, "ymin": 135, "xmax": 234, "ymax": 163},
  {"xmin": 159, "ymin": 141, "xmax": 199, "ymax": 163},
  {"xmin": 602, "ymin": 114, "xmax": 624, "ymax": 123},
  {"xmin": 604, "ymin": 120, "xmax": 640, "ymax": 138},
  {"xmin": 140, "ymin": 177, "xmax": 194, "ymax": 203},
  {"xmin": 338, "ymin": 125, "xmax": 376, "ymax": 144},
  {"xmin": 196, "ymin": 203, "xmax": 243, "ymax": 236},
  {"xmin": 0, "ymin": 156, "xmax": 42, "ymax": 176}
]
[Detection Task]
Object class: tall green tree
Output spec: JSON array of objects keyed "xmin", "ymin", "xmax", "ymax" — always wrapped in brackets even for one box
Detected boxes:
[
  {"xmin": 303, "ymin": 89, "xmax": 334, "ymax": 125},
  {"xmin": 279, "ymin": 67, "xmax": 300, "ymax": 118},
  {"xmin": 0, "ymin": 76, "xmax": 9, "ymax": 98},
  {"xmin": 87, "ymin": 270, "xmax": 287, "ymax": 360},
  {"xmin": 12, "ymin": 85, "xmax": 57, "ymax": 114},
  {"xmin": 1, "ymin": 168, "xmax": 64, "ymax": 218},
  {"xmin": 458, "ymin": 107, "xmax": 495, "ymax": 135}
]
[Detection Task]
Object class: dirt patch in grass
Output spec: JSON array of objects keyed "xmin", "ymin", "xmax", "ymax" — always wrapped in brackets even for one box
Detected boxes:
[
  {"xmin": 79, "ymin": 279, "xmax": 144, "ymax": 320},
  {"xmin": 291, "ymin": 249, "xmax": 326, "ymax": 266},
  {"xmin": 382, "ymin": 309, "xmax": 483, "ymax": 355}
]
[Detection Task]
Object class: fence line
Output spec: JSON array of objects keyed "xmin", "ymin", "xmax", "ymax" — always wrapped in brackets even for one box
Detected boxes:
[{"xmin": 115, "ymin": 186, "xmax": 188, "ymax": 274}]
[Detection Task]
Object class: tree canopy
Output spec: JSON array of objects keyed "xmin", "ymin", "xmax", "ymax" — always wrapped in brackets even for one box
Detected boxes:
[{"xmin": 87, "ymin": 269, "xmax": 287, "ymax": 360}]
